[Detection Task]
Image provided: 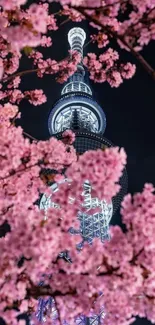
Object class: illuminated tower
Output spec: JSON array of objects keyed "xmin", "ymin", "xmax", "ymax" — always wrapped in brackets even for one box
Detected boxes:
[
  {"xmin": 40, "ymin": 27, "xmax": 128, "ymax": 248},
  {"xmin": 32, "ymin": 27, "xmax": 128, "ymax": 325}
]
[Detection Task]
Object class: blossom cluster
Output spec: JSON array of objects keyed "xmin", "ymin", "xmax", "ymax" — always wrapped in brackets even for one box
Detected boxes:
[
  {"xmin": 0, "ymin": 106, "xmax": 127, "ymax": 324},
  {"xmin": 0, "ymin": 1, "xmax": 155, "ymax": 325},
  {"xmin": 57, "ymin": 0, "xmax": 155, "ymax": 53},
  {"xmin": 0, "ymin": 88, "xmax": 47, "ymax": 106},
  {"xmin": 44, "ymin": 183, "xmax": 155, "ymax": 325},
  {"xmin": 0, "ymin": 102, "xmax": 155, "ymax": 325},
  {"xmin": 91, "ymin": 32, "xmax": 109, "ymax": 48},
  {"xmin": 83, "ymin": 51, "xmax": 136, "ymax": 87},
  {"xmin": 28, "ymin": 49, "xmax": 81, "ymax": 82},
  {"xmin": 0, "ymin": 2, "xmax": 58, "ymax": 83},
  {"xmin": 0, "ymin": 0, "xmax": 154, "ymax": 86},
  {"xmin": 0, "ymin": 2, "xmax": 57, "ymax": 53}
]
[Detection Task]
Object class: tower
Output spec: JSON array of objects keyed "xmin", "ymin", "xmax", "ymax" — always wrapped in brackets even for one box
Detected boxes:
[
  {"xmin": 33, "ymin": 27, "xmax": 128, "ymax": 325},
  {"xmin": 40, "ymin": 27, "xmax": 128, "ymax": 247}
]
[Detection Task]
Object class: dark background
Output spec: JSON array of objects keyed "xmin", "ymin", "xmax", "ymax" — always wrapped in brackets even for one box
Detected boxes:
[{"xmin": 1, "ymin": 4, "xmax": 155, "ymax": 324}]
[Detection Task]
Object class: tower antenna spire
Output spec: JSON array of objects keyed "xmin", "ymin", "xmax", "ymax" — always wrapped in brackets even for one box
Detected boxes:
[
  {"xmin": 61, "ymin": 27, "xmax": 92, "ymax": 95},
  {"xmin": 68, "ymin": 27, "xmax": 86, "ymax": 57}
]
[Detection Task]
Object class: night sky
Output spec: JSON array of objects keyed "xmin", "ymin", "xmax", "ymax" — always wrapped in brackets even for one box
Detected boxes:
[{"xmin": 4, "ymin": 6, "xmax": 155, "ymax": 325}]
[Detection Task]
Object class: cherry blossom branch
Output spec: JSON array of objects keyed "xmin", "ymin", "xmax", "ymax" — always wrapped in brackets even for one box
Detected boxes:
[
  {"xmin": 75, "ymin": 0, "xmax": 125, "ymax": 11},
  {"xmin": 124, "ymin": 7, "xmax": 155, "ymax": 37},
  {"xmin": 23, "ymin": 131, "xmax": 38, "ymax": 142},
  {"xmin": 2, "ymin": 68, "xmax": 39, "ymax": 83},
  {"xmin": 0, "ymin": 162, "xmax": 70, "ymax": 181},
  {"xmin": 74, "ymin": 7, "xmax": 155, "ymax": 80},
  {"xmin": 97, "ymin": 267, "xmax": 119, "ymax": 276},
  {"xmin": 60, "ymin": 17, "xmax": 70, "ymax": 26},
  {"xmin": 1, "ymin": 35, "xmax": 93, "ymax": 84},
  {"xmin": 53, "ymin": 10, "xmax": 62, "ymax": 17},
  {"xmin": 54, "ymin": 298, "xmax": 63, "ymax": 325},
  {"xmin": 28, "ymin": 285, "xmax": 76, "ymax": 299},
  {"xmin": 84, "ymin": 38, "xmax": 94, "ymax": 48},
  {"xmin": 130, "ymin": 247, "xmax": 144, "ymax": 265},
  {"xmin": 97, "ymin": 248, "xmax": 144, "ymax": 277},
  {"xmin": 145, "ymin": 294, "xmax": 154, "ymax": 300},
  {"xmin": 2, "ymin": 54, "xmax": 70, "ymax": 83},
  {"xmin": 0, "ymin": 153, "xmax": 72, "ymax": 181},
  {"xmin": 10, "ymin": 110, "xmax": 20, "ymax": 127},
  {"xmin": 0, "ymin": 163, "xmax": 39, "ymax": 181}
]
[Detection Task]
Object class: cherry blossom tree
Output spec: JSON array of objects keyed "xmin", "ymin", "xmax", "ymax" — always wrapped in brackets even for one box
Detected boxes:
[{"xmin": 0, "ymin": 1, "xmax": 155, "ymax": 325}]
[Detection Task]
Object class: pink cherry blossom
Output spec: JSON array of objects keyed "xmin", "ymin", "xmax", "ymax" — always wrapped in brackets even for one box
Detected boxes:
[
  {"xmin": 0, "ymin": 0, "xmax": 27, "ymax": 10},
  {"xmin": 1, "ymin": 25, "xmax": 41, "ymax": 52},
  {"xmin": 0, "ymin": 1, "xmax": 155, "ymax": 324},
  {"xmin": 61, "ymin": 5, "xmax": 84, "ymax": 22},
  {"xmin": 0, "ymin": 58, "xmax": 4, "ymax": 80},
  {"xmin": 83, "ymin": 51, "xmax": 136, "ymax": 86},
  {"xmin": 0, "ymin": 102, "xmax": 19, "ymax": 126},
  {"xmin": 91, "ymin": 32, "xmax": 109, "ymax": 48},
  {"xmin": 47, "ymin": 14, "xmax": 58, "ymax": 31},
  {"xmin": 7, "ymin": 76, "xmax": 21, "ymax": 89},
  {"xmin": 62, "ymin": 129, "xmax": 76, "ymax": 144},
  {"xmin": 24, "ymin": 89, "xmax": 47, "ymax": 106},
  {"xmin": 28, "ymin": 3, "xmax": 49, "ymax": 34},
  {"xmin": 40, "ymin": 36, "xmax": 52, "ymax": 47},
  {"xmin": 0, "ymin": 112, "xmax": 154, "ymax": 324}
]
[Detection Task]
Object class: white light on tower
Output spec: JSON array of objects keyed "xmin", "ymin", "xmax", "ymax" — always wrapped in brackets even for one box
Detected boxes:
[{"xmin": 68, "ymin": 27, "xmax": 86, "ymax": 56}]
